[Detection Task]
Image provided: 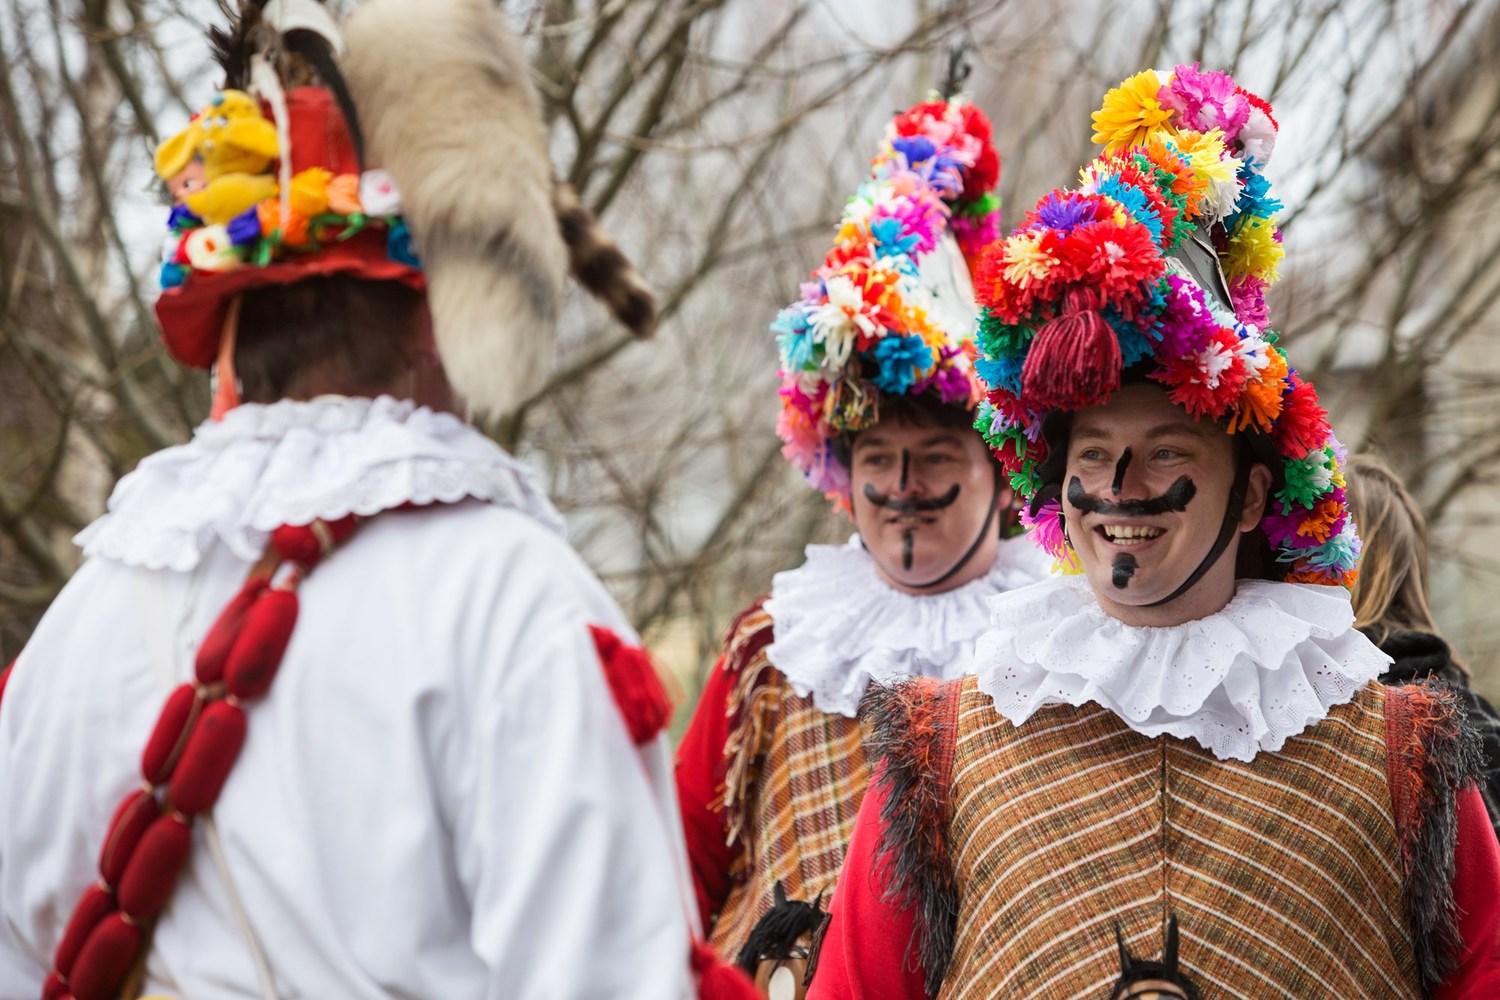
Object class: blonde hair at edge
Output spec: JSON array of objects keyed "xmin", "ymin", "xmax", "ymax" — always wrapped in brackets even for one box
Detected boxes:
[{"xmin": 1345, "ymin": 451, "xmax": 1469, "ymax": 677}]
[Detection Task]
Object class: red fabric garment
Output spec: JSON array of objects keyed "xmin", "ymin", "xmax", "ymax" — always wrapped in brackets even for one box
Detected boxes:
[
  {"xmin": 675, "ymin": 657, "xmax": 739, "ymax": 936},
  {"xmin": 804, "ymin": 770, "xmax": 925, "ymax": 1000},
  {"xmin": 1435, "ymin": 783, "xmax": 1500, "ymax": 998}
]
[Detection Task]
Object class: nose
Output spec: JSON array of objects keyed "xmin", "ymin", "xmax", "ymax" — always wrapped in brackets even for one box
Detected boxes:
[{"xmin": 1110, "ymin": 447, "xmax": 1151, "ymax": 500}]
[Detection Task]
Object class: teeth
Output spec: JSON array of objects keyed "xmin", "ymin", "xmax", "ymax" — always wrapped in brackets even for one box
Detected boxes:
[{"xmin": 1102, "ymin": 525, "xmax": 1163, "ymax": 543}]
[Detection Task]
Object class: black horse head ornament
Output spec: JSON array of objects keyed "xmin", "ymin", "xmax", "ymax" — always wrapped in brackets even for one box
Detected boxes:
[
  {"xmin": 1109, "ymin": 917, "xmax": 1201, "ymax": 1000},
  {"xmin": 737, "ymin": 882, "xmax": 827, "ymax": 1000}
]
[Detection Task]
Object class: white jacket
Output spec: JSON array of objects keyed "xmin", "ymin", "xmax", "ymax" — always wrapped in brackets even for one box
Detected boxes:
[{"xmin": 0, "ymin": 396, "xmax": 694, "ymax": 1000}]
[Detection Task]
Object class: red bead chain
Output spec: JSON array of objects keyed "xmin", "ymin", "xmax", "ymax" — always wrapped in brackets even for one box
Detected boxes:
[{"xmin": 42, "ymin": 515, "xmax": 358, "ymax": 1000}]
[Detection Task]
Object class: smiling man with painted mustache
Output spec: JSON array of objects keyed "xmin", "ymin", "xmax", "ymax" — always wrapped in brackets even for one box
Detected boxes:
[
  {"xmin": 672, "ymin": 98, "xmax": 1050, "ymax": 998},
  {"xmin": 809, "ymin": 66, "xmax": 1500, "ymax": 999}
]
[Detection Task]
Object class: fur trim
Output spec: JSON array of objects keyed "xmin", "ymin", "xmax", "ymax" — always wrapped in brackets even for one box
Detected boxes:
[
  {"xmin": 341, "ymin": 0, "xmax": 567, "ymax": 418},
  {"xmin": 553, "ymin": 178, "xmax": 656, "ymax": 337},
  {"xmin": 1384, "ymin": 681, "xmax": 1485, "ymax": 991},
  {"xmin": 717, "ymin": 598, "xmax": 779, "ymax": 851},
  {"xmin": 863, "ymin": 678, "xmax": 961, "ymax": 997}
]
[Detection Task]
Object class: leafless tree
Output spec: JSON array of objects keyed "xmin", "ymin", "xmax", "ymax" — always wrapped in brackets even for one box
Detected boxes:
[{"xmin": 4, "ymin": 0, "xmax": 1500, "ymax": 712}]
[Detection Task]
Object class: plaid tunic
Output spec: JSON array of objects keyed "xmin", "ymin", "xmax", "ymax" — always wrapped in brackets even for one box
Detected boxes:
[
  {"xmin": 706, "ymin": 606, "xmax": 872, "ymax": 959},
  {"xmin": 869, "ymin": 677, "xmax": 1433, "ymax": 998}
]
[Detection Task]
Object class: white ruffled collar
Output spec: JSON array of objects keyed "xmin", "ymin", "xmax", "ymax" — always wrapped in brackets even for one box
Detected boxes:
[
  {"xmin": 973, "ymin": 576, "xmax": 1391, "ymax": 762},
  {"xmin": 764, "ymin": 535, "xmax": 1052, "ymax": 717},
  {"xmin": 75, "ymin": 395, "xmax": 564, "ymax": 571}
]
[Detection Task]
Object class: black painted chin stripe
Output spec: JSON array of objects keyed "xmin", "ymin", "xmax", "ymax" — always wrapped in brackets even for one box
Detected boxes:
[
  {"xmin": 904, "ymin": 469, "xmax": 1003, "ymax": 591},
  {"xmin": 1142, "ymin": 460, "xmax": 1251, "ymax": 609}
]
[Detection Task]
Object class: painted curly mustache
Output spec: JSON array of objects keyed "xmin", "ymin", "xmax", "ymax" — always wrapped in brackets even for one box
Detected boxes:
[{"xmin": 861, "ymin": 483, "xmax": 962, "ymax": 513}]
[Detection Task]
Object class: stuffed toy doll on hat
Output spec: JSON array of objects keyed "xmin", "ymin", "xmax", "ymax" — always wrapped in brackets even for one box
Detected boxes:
[{"xmin": 970, "ymin": 63, "xmax": 1357, "ymax": 591}]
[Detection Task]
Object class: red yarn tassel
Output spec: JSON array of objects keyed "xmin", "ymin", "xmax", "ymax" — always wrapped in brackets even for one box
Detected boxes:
[
  {"xmin": 1020, "ymin": 290, "xmax": 1122, "ymax": 411},
  {"xmin": 691, "ymin": 939, "xmax": 760, "ymax": 1000},
  {"xmin": 224, "ymin": 588, "xmax": 299, "ymax": 701},
  {"xmin": 589, "ymin": 625, "xmax": 673, "ymax": 745}
]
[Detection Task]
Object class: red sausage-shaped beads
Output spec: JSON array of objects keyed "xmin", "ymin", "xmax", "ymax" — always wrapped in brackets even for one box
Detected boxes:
[
  {"xmin": 68, "ymin": 912, "xmax": 142, "ymax": 1000},
  {"xmin": 51, "ymin": 882, "xmax": 114, "ymax": 977},
  {"xmin": 195, "ymin": 577, "xmax": 269, "ymax": 684},
  {"xmin": 140, "ymin": 683, "xmax": 203, "ymax": 786},
  {"xmin": 98, "ymin": 788, "xmax": 160, "ymax": 886},
  {"xmin": 167, "ymin": 699, "xmax": 247, "ymax": 816},
  {"xmin": 224, "ymin": 588, "xmax": 299, "ymax": 701},
  {"xmin": 117, "ymin": 813, "xmax": 192, "ymax": 921}
]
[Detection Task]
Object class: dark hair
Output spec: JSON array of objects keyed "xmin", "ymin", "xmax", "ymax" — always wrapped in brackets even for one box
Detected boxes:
[
  {"xmin": 830, "ymin": 393, "xmax": 987, "ymax": 471},
  {"xmin": 234, "ymin": 276, "xmax": 425, "ymax": 402}
]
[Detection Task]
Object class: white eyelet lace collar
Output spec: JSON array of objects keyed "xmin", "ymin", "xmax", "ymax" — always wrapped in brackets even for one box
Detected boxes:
[
  {"xmin": 763, "ymin": 535, "xmax": 1053, "ymax": 717},
  {"xmin": 75, "ymin": 395, "xmax": 564, "ymax": 571},
  {"xmin": 973, "ymin": 576, "xmax": 1391, "ymax": 762}
]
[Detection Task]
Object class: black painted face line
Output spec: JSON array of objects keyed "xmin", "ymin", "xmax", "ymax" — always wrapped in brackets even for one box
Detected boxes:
[
  {"xmin": 902, "ymin": 528, "xmax": 914, "ymax": 571},
  {"xmin": 1112, "ymin": 553, "xmax": 1138, "ymax": 589},
  {"xmin": 1066, "ymin": 476, "xmax": 1197, "ymax": 517},
  {"xmin": 899, "ymin": 449, "xmax": 910, "ymax": 492},
  {"xmin": 903, "ymin": 468, "xmax": 1004, "ymax": 591},
  {"xmin": 1111, "ymin": 448, "xmax": 1133, "ymax": 496},
  {"xmin": 862, "ymin": 483, "xmax": 962, "ymax": 514}
]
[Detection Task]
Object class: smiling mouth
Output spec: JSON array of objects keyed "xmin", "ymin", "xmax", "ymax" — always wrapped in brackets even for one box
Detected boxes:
[
  {"xmin": 1099, "ymin": 524, "xmax": 1164, "ymax": 545},
  {"xmin": 889, "ymin": 513, "xmax": 937, "ymax": 526}
]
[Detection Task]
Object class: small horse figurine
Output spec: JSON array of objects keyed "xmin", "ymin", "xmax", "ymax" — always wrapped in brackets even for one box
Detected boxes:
[
  {"xmin": 736, "ymin": 882, "xmax": 826, "ymax": 1000},
  {"xmin": 1109, "ymin": 916, "xmax": 1201, "ymax": 1000}
]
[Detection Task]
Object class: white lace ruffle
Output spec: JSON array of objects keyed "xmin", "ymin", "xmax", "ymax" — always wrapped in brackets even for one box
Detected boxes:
[
  {"xmin": 75, "ymin": 395, "xmax": 564, "ymax": 571},
  {"xmin": 764, "ymin": 535, "xmax": 1053, "ymax": 717},
  {"xmin": 973, "ymin": 576, "xmax": 1391, "ymax": 762}
]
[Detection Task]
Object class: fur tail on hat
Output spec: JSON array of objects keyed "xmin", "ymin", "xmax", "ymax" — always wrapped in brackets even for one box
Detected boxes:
[
  {"xmin": 340, "ymin": 0, "xmax": 567, "ymax": 417},
  {"xmin": 553, "ymin": 177, "xmax": 657, "ymax": 338}
]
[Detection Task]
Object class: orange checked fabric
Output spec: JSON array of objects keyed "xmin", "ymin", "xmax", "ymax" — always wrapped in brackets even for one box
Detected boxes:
[
  {"xmin": 708, "ymin": 606, "xmax": 871, "ymax": 959},
  {"xmin": 935, "ymin": 678, "xmax": 1420, "ymax": 998}
]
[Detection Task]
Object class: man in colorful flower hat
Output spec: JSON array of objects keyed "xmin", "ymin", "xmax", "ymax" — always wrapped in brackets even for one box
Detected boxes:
[
  {"xmin": 674, "ymin": 97, "xmax": 1051, "ymax": 988},
  {"xmin": 0, "ymin": 2, "xmax": 753, "ymax": 998},
  {"xmin": 807, "ymin": 65, "xmax": 1500, "ymax": 998}
]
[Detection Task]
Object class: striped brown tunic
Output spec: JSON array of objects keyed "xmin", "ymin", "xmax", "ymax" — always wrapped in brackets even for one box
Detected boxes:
[
  {"xmin": 866, "ymin": 676, "xmax": 1476, "ymax": 998},
  {"xmin": 707, "ymin": 606, "xmax": 871, "ymax": 958}
]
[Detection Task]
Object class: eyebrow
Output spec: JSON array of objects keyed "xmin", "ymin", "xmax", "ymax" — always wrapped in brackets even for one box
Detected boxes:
[
  {"xmin": 853, "ymin": 431, "xmax": 964, "ymax": 451},
  {"xmin": 1073, "ymin": 422, "xmax": 1212, "ymax": 441}
]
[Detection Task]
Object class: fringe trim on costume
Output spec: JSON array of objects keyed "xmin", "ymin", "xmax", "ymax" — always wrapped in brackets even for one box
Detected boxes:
[
  {"xmin": 717, "ymin": 599, "xmax": 780, "ymax": 852},
  {"xmin": 1385, "ymin": 681, "xmax": 1485, "ymax": 992},
  {"xmin": 864, "ymin": 678, "xmax": 961, "ymax": 997}
]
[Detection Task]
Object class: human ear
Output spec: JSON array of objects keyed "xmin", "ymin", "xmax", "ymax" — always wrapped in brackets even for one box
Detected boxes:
[{"xmin": 1239, "ymin": 463, "xmax": 1274, "ymax": 531}]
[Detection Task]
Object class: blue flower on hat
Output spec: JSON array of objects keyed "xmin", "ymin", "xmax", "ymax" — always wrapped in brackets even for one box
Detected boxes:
[
  {"xmin": 226, "ymin": 206, "xmax": 262, "ymax": 247},
  {"xmin": 386, "ymin": 220, "xmax": 421, "ymax": 268},
  {"xmin": 872, "ymin": 334, "xmax": 934, "ymax": 394},
  {"xmin": 868, "ymin": 216, "xmax": 921, "ymax": 261},
  {"xmin": 167, "ymin": 204, "xmax": 203, "ymax": 232},
  {"xmin": 773, "ymin": 304, "xmax": 816, "ymax": 371},
  {"xmin": 159, "ymin": 261, "xmax": 187, "ymax": 289}
]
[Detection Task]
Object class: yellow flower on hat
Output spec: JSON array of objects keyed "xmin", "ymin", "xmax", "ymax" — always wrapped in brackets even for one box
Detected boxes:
[
  {"xmin": 288, "ymin": 168, "xmax": 333, "ymax": 217},
  {"xmin": 1226, "ymin": 214, "xmax": 1284, "ymax": 281},
  {"xmin": 1091, "ymin": 69, "xmax": 1174, "ymax": 154}
]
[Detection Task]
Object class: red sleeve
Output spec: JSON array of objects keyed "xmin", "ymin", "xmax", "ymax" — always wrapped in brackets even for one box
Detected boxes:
[
  {"xmin": 805, "ymin": 769, "xmax": 928, "ymax": 1000},
  {"xmin": 1435, "ymin": 783, "xmax": 1500, "ymax": 998},
  {"xmin": 675, "ymin": 657, "xmax": 739, "ymax": 935}
]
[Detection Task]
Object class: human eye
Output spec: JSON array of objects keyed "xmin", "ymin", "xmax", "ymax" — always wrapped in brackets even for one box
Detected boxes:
[{"xmin": 1076, "ymin": 446, "xmax": 1108, "ymax": 463}]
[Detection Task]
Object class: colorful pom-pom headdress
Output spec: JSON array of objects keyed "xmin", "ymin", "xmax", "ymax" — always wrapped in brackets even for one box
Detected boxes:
[
  {"xmin": 773, "ymin": 98, "xmax": 1003, "ymax": 504},
  {"xmin": 972, "ymin": 64, "xmax": 1359, "ymax": 589}
]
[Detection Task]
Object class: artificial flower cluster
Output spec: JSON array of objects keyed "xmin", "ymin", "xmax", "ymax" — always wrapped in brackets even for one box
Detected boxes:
[
  {"xmin": 154, "ymin": 90, "xmax": 417, "ymax": 291},
  {"xmin": 972, "ymin": 65, "xmax": 1358, "ymax": 588},
  {"xmin": 774, "ymin": 99, "xmax": 1002, "ymax": 502}
]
